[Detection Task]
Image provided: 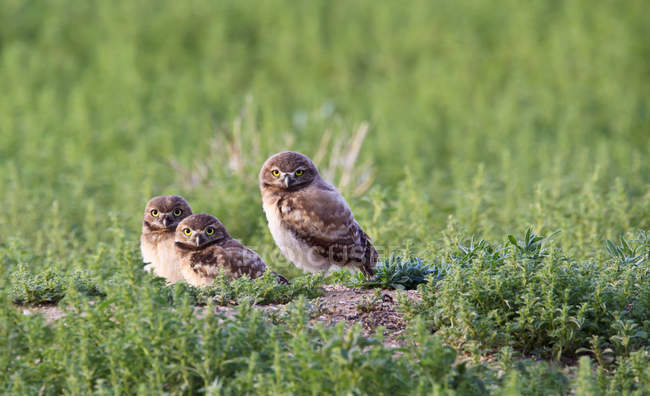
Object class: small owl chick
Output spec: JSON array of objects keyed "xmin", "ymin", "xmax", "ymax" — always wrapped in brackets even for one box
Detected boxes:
[
  {"xmin": 259, "ymin": 151, "xmax": 378, "ymax": 276},
  {"xmin": 174, "ymin": 214, "xmax": 286, "ymax": 286},
  {"xmin": 141, "ymin": 195, "xmax": 193, "ymax": 283}
]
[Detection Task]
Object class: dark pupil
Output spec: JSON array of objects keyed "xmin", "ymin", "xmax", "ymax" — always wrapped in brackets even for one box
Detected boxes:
[
  {"xmin": 152, "ymin": 210, "xmax": 158, "ymax": 215},
  {"xmin": 174, "ymin": 209, "xmax": 180, "ymax": 215}
]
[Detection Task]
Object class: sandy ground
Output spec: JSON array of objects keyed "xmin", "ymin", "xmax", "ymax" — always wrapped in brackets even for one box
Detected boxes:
[
  {"xmin": 22, "ymin": 305, "xmax": 67, "ymax": 322},
  {"xmin": 310, "ymin": 285, "xmax": 421, "ymax": 347}
]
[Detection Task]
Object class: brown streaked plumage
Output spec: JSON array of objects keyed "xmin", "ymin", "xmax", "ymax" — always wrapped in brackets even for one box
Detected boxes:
[
  {"xmin": 141, "ymin": 195, "xmax": 193, "ymax": 283},
  {"xmin": 174, "ymin": 214, "xmax": 287, "ymax": 286},
  {"xmin": 259, "ymin": 151, "xmax": 377, "ymax": 276}
]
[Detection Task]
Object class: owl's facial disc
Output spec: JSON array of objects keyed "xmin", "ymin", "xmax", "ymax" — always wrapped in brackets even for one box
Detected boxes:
[
  {"xmin": 161, "ymin": 213, "xmax": 173, "ymax": 227},
  {"xmin": 176, "ymin": 214, "xmax": 228, "ymax": 250},
  {"xmin": 145, "ymin": 196, "xmax": 193, "ymax": 232},
  {"xmin": 260, "ymin": 152, "xmax": 318, "ymax": 190},
  {"xmin": 153, "ymin": 211, "xmax": 182, "ymax": 229},
  {"xmin": 284, "ymin": 168, "xmax": 309, "ymax": 188},
  {"xmin": 194, "ymin": 233, "xmax": 206, "ymax": 247},
  {"xmin": 145, "ymin": 209, "xmax": 176, "ymax": 231},
  {"xmin": 180, "ymin": 227, "xmax": 206, "ymax": 248},
  {"xmin": 269, "ymin": 167, "xmax": 309, "ymax": 189}
]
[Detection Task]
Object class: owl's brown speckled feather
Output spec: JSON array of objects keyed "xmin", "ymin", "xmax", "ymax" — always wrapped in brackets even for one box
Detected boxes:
[
  {"xmin": 175, "ymin": 213, "xmax": 287, "ymax": 286},
  {"xmin": 259, "ymin": 151, "xmax": 377, "ymax": 276}
]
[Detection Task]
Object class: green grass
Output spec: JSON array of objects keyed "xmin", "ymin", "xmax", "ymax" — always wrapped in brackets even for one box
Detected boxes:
[{"xmin": 1, "ymin": 0, "xmax": 649, "ymax": 394}]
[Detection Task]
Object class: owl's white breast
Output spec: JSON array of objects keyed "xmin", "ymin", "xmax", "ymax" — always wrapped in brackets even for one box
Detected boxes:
[
  {"xmin": 262, "ymin": 200, "xmax": 332, "ymax": 273},
  {"xmin": 141, "ymin": 235, "xmax": 157, "ymax": 264},
  {"xmin": 140, "ymin": 232, "xmax": 184, "ymax": 283}
]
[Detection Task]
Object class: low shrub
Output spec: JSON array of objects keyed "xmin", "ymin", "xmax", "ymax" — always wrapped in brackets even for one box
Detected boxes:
[
  {"xmin": 413, "ymin": 229, "xmax": 649, "ymax": 363},
  {"xmin": 353, "ymin": 254, "xmax": 445, "ymax": 290},
  {"xmin": 158, "ymin": 271, "xmax": 327, "ymax": 306},
  {"xmin": 11, "ymin": 265, "xmax": 105, "ymax": 305}
]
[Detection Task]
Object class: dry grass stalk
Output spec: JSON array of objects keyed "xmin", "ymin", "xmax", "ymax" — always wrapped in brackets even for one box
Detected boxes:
[
  {"xmin": 170, "ymin": 99, "xmax": 375, "ymax": 197},
  {"xmin": 316, "ymin": 122, "xmax": 375, "ymax": 197}
]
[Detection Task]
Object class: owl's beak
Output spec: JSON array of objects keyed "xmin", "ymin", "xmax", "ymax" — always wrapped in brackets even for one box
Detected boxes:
[
  {"xmin": 283, "ymin": 174, "xmax": 293, "ymax": 188},
  {"xmin": 195, "ymin": 234, "xmax": 206, "ymax": 247},
  {"xmin": 162, "ymin": 217, "xmax": 170, "ymax": 227}
]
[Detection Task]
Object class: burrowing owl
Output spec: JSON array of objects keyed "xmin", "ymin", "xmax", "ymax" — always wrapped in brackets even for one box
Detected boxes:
[
  {"xmin": 141, "ymin": 195, "xmax": 193, "ymax": 283},
  {"xmin": 259, "ymin": 151, "xmax": 378, "ymax": 276},
  {"xmin": 174, "ymin": 213, "xmax": 287, "ymax": 286}
]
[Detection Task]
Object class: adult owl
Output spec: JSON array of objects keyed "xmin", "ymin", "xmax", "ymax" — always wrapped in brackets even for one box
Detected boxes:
[
  {"xmin": 141, "ymin": 195, "xmax": 193, "ymax": 283},
  {"xmin": 174, "ymin": 213, "xmax": 287, "ymax": 286},
  {"xmin": 259, "ymin": 151, "xmax": 377, "ymax": 276}
]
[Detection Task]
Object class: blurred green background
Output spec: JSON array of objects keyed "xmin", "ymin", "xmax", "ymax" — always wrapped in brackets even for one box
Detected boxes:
[{"xmin": 1, "ymin": 0, "xmax": 648, "ymax": 278}]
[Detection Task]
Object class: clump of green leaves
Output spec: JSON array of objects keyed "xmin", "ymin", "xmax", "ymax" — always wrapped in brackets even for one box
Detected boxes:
[
  {"xmin": 11, "ymin": 265, "xmax": 105, "ymax": 305},
  {"xmin": 349, "ymin": 254, "xmax": 445, "ymax": 290},
  {"xmin": 415, "ymin": 229, "xmax": 649, "ymax": 364},
  {"xmin": 503, "ymin": 358, "xmax": 569, "ymax": 395},
  {"xmin": 507, "ymin": 228, "xmax": 560, "ymax": 261},
  {"xmin": 605, "ymin": 230, "xmax": 649, "ymax": 267},
  {"xmin": 161, "ymin": 271, "xmax": 326, "ymax": 306}
]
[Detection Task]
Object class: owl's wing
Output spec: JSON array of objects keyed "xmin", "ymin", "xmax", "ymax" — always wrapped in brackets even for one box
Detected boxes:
[
  {"xmin": 222, "ymin": 240, "xmax": 268, "ymax": 278},
  {"xmin": 189, "ymin": 246, "xmax": 231, "ymax": 279},
  {"xmin": 223, "ymin": 243, "xmax": 288, "ymax": 283},
  {"xmin": 280, "ymin": 184, "xmax": 377, "ymax": 272}
]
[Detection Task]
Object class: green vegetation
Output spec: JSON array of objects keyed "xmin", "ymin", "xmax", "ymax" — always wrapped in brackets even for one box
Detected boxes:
[
  {"xmin": 344, "ymin": 254, "xmax": 444, "ymax": 290},
  {"xmin": 409, "ymin": 230, "xmax": 649, "ymax": 358},
  {"xmin": 162, "ymin": 271, "xmax": 326, "ymax": 306},
  {"xmin": 11, "ymin": 265, "xmax": 105, "ymax": 305},
  {"xmin": 1, "ymin": 0, "xmax": 648, "ymax": 394}
]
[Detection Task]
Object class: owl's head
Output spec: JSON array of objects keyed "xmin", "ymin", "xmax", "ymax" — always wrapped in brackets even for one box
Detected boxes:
[
  {"xmin": 259, "ymin": 151, "xmax": 319, "ymax": 190},
  {"xmin": 175, "ymin": 213, "xmax": 229, "ymax": 249},
  {"xmin": 143, "ymin": 195, "xmax": 193, "ymax": 231}
]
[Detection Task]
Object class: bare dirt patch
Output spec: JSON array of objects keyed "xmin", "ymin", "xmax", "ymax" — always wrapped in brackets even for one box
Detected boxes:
[
  {"xmin": 310, "ymin": 285, "xmax": 420, "ymax": 348},
  {"xmin": 22, "ymin": 305, "xmax": 66, "ymax": 323},
  {"xmin": 200, "ymin": 285, "xmax": 421, "ymax": 347}
]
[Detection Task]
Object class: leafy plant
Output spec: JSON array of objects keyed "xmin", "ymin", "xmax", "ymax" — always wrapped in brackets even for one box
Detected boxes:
[
  {"xmin": 605, "ymin": 234, "xmax": 648, "ymax": 267},
  {"xmin": 352, "ymin": 254, "xmax": 445, "ymax": 290},
  {"xmin": 507, "ymin": 228, "xmax": 560, "ymax": 261},
  {"xmin": 159, "ymin": 271, "xmax": 326, "ymax": 306},
  {"xmin": 576, "ymin": 335, "xmax": 615, "ymax": 367},
  {"xmin": 413, "ymin": 229, "xmax": 650, "ymax": 362},
  {"xmin": 10, "ymin": 265, "xmax": 105, "ymax": 305}
]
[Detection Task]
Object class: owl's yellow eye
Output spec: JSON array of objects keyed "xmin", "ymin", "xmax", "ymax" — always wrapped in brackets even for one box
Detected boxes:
[
  {"xmin": 151, "ymin": 209, "xmax": 159, "ymax": 217},
  {"xmin": 183, "ymin": 228, "xmax": 191, "ymax": 236},
  {"xmin": 205, "ymin": 227, "xmax": 215, "ymax": 236},
  {"xmin": 295, "ymin": 169, "xmax": 304, "ymax": 176},
  {"xmin": 271, "ymin": 169, "xmax": 281, "ymax": 177},
  {"xmin": 173, "ymin": 208, "xmax": 182, "ymax": 217}
]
